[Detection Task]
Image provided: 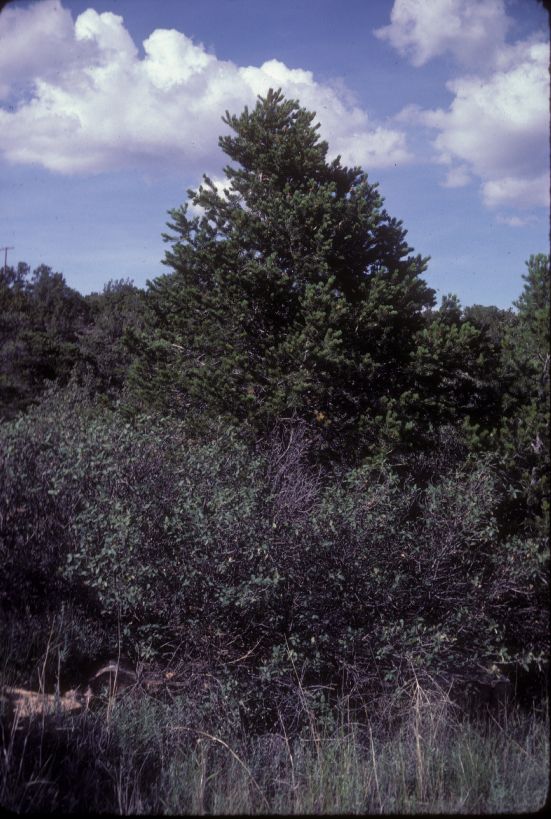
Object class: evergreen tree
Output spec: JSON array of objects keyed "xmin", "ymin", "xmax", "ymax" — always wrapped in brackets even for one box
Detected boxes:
[
  {"xmin": 463, "ymin": 303, "xmax": 516, "ymax": 349},
  {"xmin": 0, "ymin": 263, "xmax": 89, "ymax": 419},
  {"xmin": 498, "ymin": 254, "xmax": 550, "ymax": 534},
  {"xmin": 411, "ymin": 294, "xmax": 504, "ymax": 443},
  {"xmin": 129, "ymin": 89, "xmax": 435, "ymax": 455},
  {"xmin": 80, "ymin": 279, "xmax": 146, "ymax": 399}
]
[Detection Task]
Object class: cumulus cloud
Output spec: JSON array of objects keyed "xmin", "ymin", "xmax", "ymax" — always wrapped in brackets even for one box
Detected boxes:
[
  {"xmin": 0, "ymin": 1, "xmax": 410, "ymax": 176},
  {"xmin": 0, "ymin": 0, "xmax": 87, "ymax": 99},
  {"xmin": 496, "ymin": 213, "xmax": 538, "ymax": 228},
  {"xmin": 381, "ymin": 0, "xmax": 549, "ymax": 211},
  {"xmin": 424, "ymin": 40, "xmax": 548, "ymax": 209},
  {"xmin": 374, "ymin": 0, "xmax": 510, "ymax": 68}
]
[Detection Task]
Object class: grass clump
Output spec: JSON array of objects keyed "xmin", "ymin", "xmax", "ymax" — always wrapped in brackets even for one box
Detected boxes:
[{"xmin": 1, "ymin": 672, "xmax": 548, "ymax": 814}]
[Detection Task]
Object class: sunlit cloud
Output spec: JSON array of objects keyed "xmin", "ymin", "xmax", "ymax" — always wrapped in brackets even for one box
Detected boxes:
[
  {"xmin": 374, "ymin": 0, "xmax": 510, "ymax": 69},
  {"xmin": 0, "ymin": 0, "xmax": 411, "ymax": 176},
  {"xmin": 380, "ymin": 0, "xmax": 548, "ymax": 211}
]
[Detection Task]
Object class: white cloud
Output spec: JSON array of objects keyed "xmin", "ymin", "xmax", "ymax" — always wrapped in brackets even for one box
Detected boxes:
[
  {"xmin": 374, "ymin": 0, "xmax": 510, "ymax": 68},
  {"xmin": 0, "ymin": 1, "xmax": 410, "ymax": 177},
  {"xmin": 0, "ymin": 0, "xmax": 92, "ymax": 99},
  {"xmin": 441, "ymin": 164, "xmax": 472, "ymax": 188},
  {"xmin": 382, "ymin": 0, "xmax": 549, "ymax": 211},
  {"xmin": 496, "ymin": 213, "xmax": 538, "ymax": 228},
  {"xmin": 427, "ymin": 40, "xmax": 549, "ymax": 209},
  {"xmin": 483, "ymin": 174, "xmax": 548, "ymax": 210}
]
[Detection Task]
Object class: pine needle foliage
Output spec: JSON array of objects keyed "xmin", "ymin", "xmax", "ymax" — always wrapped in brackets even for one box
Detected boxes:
[{"xmin": 128, "ymin": 89, "xmax": 435, "ymax": 455}]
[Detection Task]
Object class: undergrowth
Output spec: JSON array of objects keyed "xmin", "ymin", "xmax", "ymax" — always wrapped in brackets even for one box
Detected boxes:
[{"xmin": 1, "ymin": 665, "xmax": 548, "ymax": 815}]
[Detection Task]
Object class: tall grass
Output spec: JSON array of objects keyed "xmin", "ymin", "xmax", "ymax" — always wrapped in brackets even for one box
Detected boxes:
[{"xmin": 1, "ymin": 670, "xmax": 548, "ymax": 814}]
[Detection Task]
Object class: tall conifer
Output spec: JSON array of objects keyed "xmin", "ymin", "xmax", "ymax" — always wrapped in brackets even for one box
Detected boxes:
[{"xmin": 129, "ymin": 89, "xmax": 436, "ymax": 453}]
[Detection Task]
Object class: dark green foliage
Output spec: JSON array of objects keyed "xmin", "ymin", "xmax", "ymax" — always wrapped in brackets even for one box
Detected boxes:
[
  {"xmin": 0, "ymin": 263, "xmax": 90, "ymax": 418},
  {"xmin": 1, "ymin": 388, "xmax": 547, "ymax": 725},
  {"xmin": 128, "ymin": 89, "xmax": 435, "ymax": 456},
  {"xmin": 0, "ymin": 266, "xmax": 146, "ymax": 420},
  {"xmin": 411, "ymin": 293, "xmax": 503, "ymax": 438},
  {"xmin": 463, "ymin": 303, "xmax": 516, "ymax": 348},
  {"xmin": 497, "ymin": 254, "xmax": 550, "ymax": 535},
  {"xmin": 0, "ymin": 385, "xmax": 116, "ymax": 674},
  {"xmin": 80, "ymin": 279, "xmax": 146, "ymax": 399}
]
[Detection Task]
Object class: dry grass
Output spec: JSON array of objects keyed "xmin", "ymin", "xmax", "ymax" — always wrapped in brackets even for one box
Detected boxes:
[
  {"xmin": 0, "ymin": 686, "xmax": 86, "ymax": 719},
  {"xmin": 1, "ymin": 664, "xmax": 548, "ymax": 815}
]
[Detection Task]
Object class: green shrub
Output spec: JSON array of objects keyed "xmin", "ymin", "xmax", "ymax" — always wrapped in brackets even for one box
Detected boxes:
[{"xmin": 1, "ymin": 386, "xmax": 547, "ymax": 725}]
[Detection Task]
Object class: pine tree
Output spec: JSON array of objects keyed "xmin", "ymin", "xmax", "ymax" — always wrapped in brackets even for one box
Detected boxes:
[
  {"xmin": 499, "ymin": 254, "xmax": 550, "ymax": 533},
  {"xmin": 128, "ymin": 89, "xmax": 435, "ymax": 455},
  {"xmin": 411, "ymin": 293, "xmax": 504, "ymax": 442}
]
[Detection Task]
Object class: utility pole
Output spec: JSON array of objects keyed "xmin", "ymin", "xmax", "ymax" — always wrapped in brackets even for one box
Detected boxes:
[{"xmin": 1, "ymin": 246, "xmax": 14, "ymax": 278}]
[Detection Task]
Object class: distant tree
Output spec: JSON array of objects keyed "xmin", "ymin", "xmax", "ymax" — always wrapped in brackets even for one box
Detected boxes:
[
  {"xmin": 463, "ymin": 303, "xmax": 516, "ymax": 348},
  {"xmin": 29, "ymin": 264, "xmax": 86, "ymax": 341},
  {"xmin": 410, "ymin": 294, "xmax": 504, "ymax": 446},
  {"xmin": 0, "ymin": 263, "xmax": 89, "ymax": 418},
  {"xmin": 128, "ymin": 89, "xmax": 436, "ymax": 457},
  {"xmin": 0, "ymin": 262, "xmax": 32, "ymax": 416},
  {"xmin": 80, "ymin": 279, "xmax": 146, "ymax": 399}
]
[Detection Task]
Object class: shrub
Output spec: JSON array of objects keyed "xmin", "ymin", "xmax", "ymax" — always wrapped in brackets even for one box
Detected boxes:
[{"xmin": 1, "ymin": 386, "xmax": 547, "ymax": 726}]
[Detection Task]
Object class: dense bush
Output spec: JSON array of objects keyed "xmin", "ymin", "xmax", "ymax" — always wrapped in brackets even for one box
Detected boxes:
[{"xmin": 1, "ymin": 387, "xmax": 547, "ymax": 726}]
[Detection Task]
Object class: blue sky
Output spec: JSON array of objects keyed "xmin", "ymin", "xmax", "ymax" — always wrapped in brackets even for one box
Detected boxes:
[{"xmin": 0, "ymin": 0, "xmax": 548, "ymax": 306}]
